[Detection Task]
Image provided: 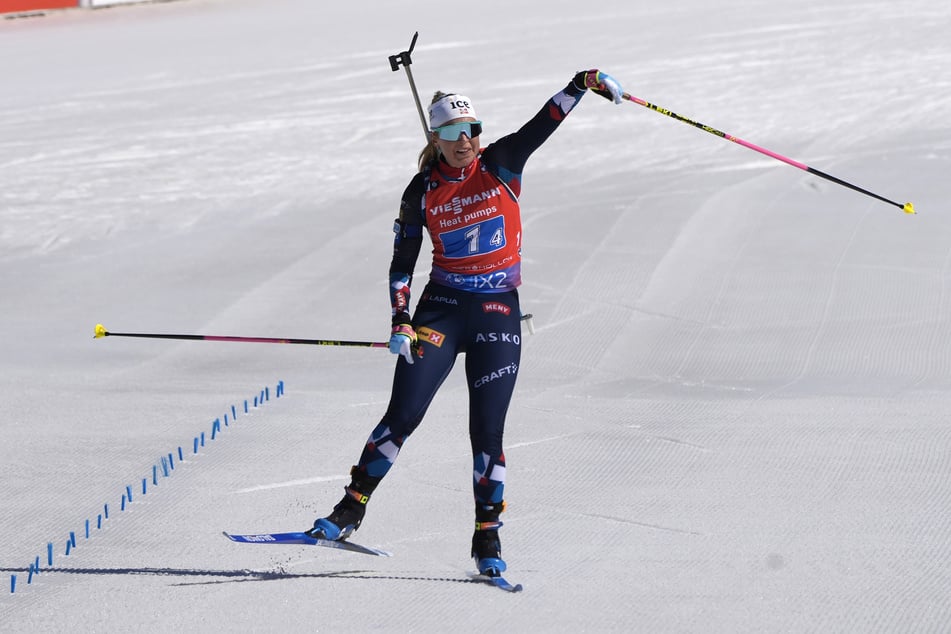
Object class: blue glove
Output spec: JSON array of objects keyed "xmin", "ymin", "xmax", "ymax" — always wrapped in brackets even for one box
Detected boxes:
[
  {"xmin": 389, "ymin": 323, "xmax": 417, "ymax": 364},
  {"xmin": 573, "ymin": 69, "xmax": 624, "ymax": 104}
]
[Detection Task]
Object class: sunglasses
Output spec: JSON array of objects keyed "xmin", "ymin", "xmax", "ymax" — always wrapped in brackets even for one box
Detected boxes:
[{"xmin": 432, "ymin": 121, "xmax": 483, "ymax": 141}]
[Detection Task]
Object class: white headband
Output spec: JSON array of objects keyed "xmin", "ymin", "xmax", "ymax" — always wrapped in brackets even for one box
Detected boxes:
[{"xmin": 428, "ymin": 94, "xmax": 478, "ymax": 129}]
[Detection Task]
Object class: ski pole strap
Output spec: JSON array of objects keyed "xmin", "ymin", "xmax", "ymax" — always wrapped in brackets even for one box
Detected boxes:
[{"xmin": 391, "ymin": 324, "xmax": 417, "ymax": 342}]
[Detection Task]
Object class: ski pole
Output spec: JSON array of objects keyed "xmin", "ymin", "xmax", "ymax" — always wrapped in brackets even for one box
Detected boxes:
[
  {"xmin": 389, "ymin": 31, "xmax": 431, "ymax": 144},
  {"xmin": 95, "ymin": 315, "xmax": 536, "ymax": 348},
  {"xmin": 621, "ymin": 92, "xmax": 915, "ymax": 215},
  {"xmin": 94, "ymin": 324, "xmax": 388, "ymax": 348}
]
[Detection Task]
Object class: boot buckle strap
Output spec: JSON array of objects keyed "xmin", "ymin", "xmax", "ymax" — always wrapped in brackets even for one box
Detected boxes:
[{"xmin": 345, "ymin": 487, "xmax": 370, "ymax": 505}]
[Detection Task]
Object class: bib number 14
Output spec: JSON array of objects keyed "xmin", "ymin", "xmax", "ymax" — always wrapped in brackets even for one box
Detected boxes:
[
  {"xmin": 465, "ymin": 224, "xmax": 504, "ymax": 254},
  {"xmin": 443, "ymin": 216, "xmax": 506, "ymax": 259}
]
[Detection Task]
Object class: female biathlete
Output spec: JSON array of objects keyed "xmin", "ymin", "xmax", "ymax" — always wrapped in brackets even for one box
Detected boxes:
[{"xmin": 307, "ymin": 69, "xmax": 624, "ymax": 576}]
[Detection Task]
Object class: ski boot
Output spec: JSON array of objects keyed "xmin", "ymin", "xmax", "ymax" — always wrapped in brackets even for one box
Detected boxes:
[
  {"xmin": 472, "ymin": 501, "xmax": 506, "ymax": 576},
  {"xmin": 306, "ymin": 467, "xmax": 381, "ymax": 541}
]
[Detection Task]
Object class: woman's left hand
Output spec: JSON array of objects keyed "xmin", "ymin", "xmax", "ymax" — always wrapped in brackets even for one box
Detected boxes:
[{"xmin": 573, "ymin": 69, "xmax": 624, "ymax": 104}]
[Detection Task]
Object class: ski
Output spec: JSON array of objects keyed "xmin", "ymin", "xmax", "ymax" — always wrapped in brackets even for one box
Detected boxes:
[
  {"xmin": 486, "ymin": 574, "xmax": 523, "ymax": 593},
  {"xmin": 469, "ymin": 571, "xmax": 524, "ymax": 593},
  {"xmin": 223, "ymin": 531, "xmax": 392, "ymax": 557}
]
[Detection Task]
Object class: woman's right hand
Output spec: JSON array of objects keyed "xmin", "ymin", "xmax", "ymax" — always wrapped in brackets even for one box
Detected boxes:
[{"xmin": 389, "ymin": 323, "xmax": 417, "ymax": 364}]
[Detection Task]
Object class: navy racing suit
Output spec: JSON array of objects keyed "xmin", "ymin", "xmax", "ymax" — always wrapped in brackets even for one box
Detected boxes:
[{"xmin": 353, "ymin": 79, "xmax": 589, "ymax": 506}]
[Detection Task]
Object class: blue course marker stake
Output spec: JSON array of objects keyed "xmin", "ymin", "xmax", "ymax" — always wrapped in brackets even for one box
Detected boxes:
[
  {"xmin": 161, "ymin": 456, "xmax": 169, "ymax": 477},
  {"xmin": 142, "ymin": 478, "xmax": 147, "ymax": 495},
  {"xmin": 34, "ymin": 556, "xmax": 40, "ymax": 575},
  {"xmin": 121, "ymin": 494, "xmax": 126, "ymax": 511},
  {"xmin": 47, "ymin": 542, "xmax": 53, "ymax": 566},
  {"xmin": 97, "ymin": 514, "xmax": 102, "ymax": 530},
  {"xmin": 85, "ymin": 520, "xmax": 90, "ymax": 539},
  {"xmin": 244, "ymin": 400, "xmax": 248, "ymax": 413},
  {"xmin": 126, "ymin": 485, "xmax": 133, "ymax": 503},
  {"xmin": 11, "ymin": 574, "xmax": 15, "ymax": 594},
  {"xmin": 265, "ymin": 386, "xmax": 270, "ymax": 401},
  {"xmin": 200, "ymin": 431, "xmax": 205, "ymax": 447},
  {"xmin": 104, "ymin": 503, "xmax": 109, "ymax": 520},
  {"xmin": 28, "ymin": 563, "xmax": 35, "ymax": 584},
  {"xmin": 70, "ymin": 531, "xmax": 76, "ymax": 548},
  {"xmin": 178, "ymin": 446, "xmax": 184, "ymax": 461},
  {"xmin": 193, "ymin": 437, "xmax": 198, "ymax": 454},
  {"xmin": 224, "ymin": 413, "xmax": 229, "ymax": 426},
  {"xmin": 254, "ymin": 395, "xmax": 259, "ymax": 408},
  {"xmin": 65, "ymin": 540, "xmax": 71, "ymax": 556},
  {"xmin": 231, "ymin": 405, "xmax": 237, "ymax": 419},
  {"xmin": 153, "ymin": 465, "xmax": 158, "ymax": 485}
]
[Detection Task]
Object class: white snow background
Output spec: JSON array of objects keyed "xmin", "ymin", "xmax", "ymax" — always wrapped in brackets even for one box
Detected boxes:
[{"xmin": 1, "ymin": 0, "xmax": 950, "ymax": 631}]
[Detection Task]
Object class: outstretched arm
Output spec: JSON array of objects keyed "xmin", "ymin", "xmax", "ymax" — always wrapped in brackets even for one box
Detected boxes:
[{"xmin": 483, "ymin": 69, "xmax": 623, "ymax": 195}]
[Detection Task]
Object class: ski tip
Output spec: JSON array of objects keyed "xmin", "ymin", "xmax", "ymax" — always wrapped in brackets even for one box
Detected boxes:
[
  {"xmin": 903, "ymin": 202, "xmax": 916, "ymax": 215},
  {"xmin": 94, "ymin": 323, "xmax": 108, "ymax": 339},
  {"xmin": 468, "ymin": 570, "xmax": 523, "ymax": 592},
  {"xmin": 488, "ymin": 575, "xmax": 523, "ymax": 593}
]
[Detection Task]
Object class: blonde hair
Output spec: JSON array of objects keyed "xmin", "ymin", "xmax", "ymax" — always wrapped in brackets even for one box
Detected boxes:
[{"xmin": 417, "ymin": 91, "xmax": 450, "ymax": 172}]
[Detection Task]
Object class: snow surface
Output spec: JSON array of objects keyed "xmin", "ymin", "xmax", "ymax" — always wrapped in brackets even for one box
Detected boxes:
[{"xmin": 1, "ymin": 0, "xmax": 950, "ymax": 631}]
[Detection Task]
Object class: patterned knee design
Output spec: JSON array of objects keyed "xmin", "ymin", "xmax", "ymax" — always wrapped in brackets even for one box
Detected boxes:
[
  {"xmin": 473, "ymin": 451, "xmax": 506, "ymax": 504},
  {"xmin": 356, "ymin": 423, "xmax": 407, "ymax": 479}
]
